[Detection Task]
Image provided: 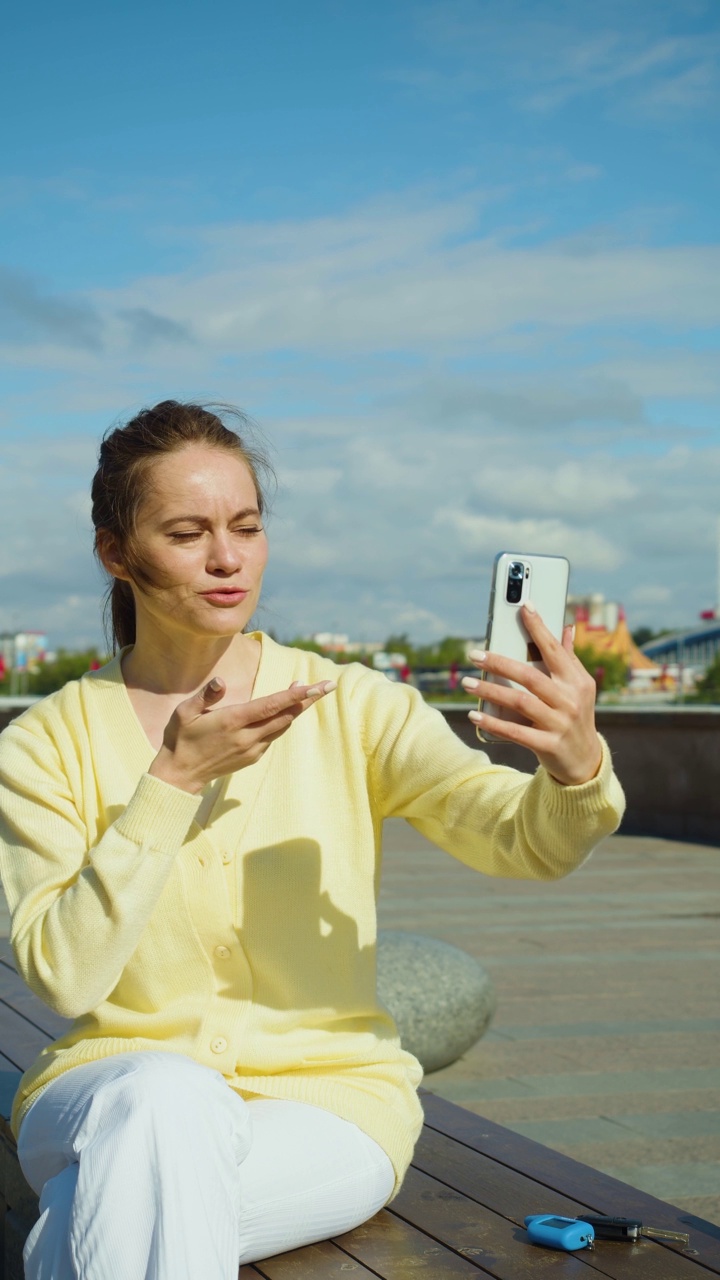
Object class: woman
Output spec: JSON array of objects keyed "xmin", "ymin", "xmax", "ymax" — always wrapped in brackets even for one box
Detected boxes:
[{"xmin": 0, "ymin": 400, "xmax": 624, "ymax": 1279}]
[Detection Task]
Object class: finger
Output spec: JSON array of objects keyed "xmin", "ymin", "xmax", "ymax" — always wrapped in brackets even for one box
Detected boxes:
[
  {"xmin": 468, "ymin": 706, "xmax": 552, "ymax": 753},
  {"xmin": 521, "ymin": 603, "xmax": 567, "ymax": 674},
  {"xmin": 562, "ymin": 623, "xmax": 575, "ymax": 654},
  {"xmin": 180, "ymin": 676, "xmax": 226, "ymax": 720},
  {"xmin": 463, "ymin": 675, "xmax": 559, "ymax": 729},
  {"xmin": 244, "ymin": 680, "xmax": 337, "ymax": 726},
  {"xmin": 464, "ymin": 654, "xmax": 556, "ymax": 700},
  {"xmin": 245, "ymin": 689, "xmax": 333, "ymax": 742}
]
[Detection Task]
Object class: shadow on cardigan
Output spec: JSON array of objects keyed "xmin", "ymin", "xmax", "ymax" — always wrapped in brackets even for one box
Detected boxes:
[{"xmin": 239, "ymin": 838, "xmax": 393, "ymax": 1031}]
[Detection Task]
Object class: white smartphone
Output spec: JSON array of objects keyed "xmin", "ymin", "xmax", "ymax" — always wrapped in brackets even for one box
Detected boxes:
[{"xmin": 477, "ymin": 551, "xmax": 570, "ymax": 741}]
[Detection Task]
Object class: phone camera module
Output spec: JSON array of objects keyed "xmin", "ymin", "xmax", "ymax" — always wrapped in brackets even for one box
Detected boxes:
[{"xmin": 506, "ymin": 561, "xmax": 524, "ymax": 604}]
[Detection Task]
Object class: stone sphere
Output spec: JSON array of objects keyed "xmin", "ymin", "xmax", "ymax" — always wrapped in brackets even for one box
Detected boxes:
[{"xmin": 377, "ymin": 930, "xmax": 497, "ymax": 1073}]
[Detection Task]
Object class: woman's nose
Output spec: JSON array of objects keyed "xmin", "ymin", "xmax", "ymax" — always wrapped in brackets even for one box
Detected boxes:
[{"xmin": 206, "ymin": 533, "xmax": 240, "ymax": 573}]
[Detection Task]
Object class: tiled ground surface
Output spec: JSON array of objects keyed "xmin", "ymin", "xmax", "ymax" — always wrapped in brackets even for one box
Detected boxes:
[
  {"xmin": 378, "ymin": 821, "xmax": 720, "ymax": 1227},
  {"xmin": 2, "ymin": 825, "xmax": 718, "ymax": 1225}
]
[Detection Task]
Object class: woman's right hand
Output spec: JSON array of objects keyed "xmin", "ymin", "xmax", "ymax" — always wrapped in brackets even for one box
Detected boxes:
[{"xmin": 148, "ymin": 678, "xmax": 337, "ymax": 794}]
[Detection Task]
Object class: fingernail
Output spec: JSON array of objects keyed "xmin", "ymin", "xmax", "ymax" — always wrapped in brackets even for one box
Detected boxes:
[
  {"xmin": 461, "ymin": 676, "xmax": 481, "ymax": 691},
  {"xmin": 307, "ymin": 680, "xmax": 337, "ymax": 697},
  {"xmin": 207, "ymin": 677, "xmax": 223, "ymax": 692},
  {"xmin": 468, "ymin": 710, "xmax": 483, "ymax": 724},
  {"xmin": 571, "ymin": 624, "xmax": 576, "ymax": 643},
  {"xmin": 525, "ymin": 599, "xmax": 537, "ymax": 614},
  {"xmin": 469, "ymin": 649, "xmax": 487, "ymax": 664}
]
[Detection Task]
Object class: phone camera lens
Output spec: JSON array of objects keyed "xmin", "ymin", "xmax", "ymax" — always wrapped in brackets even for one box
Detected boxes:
[{"xmin": 506, "ymin": 561, "xmax": 524, "ymax": 603}]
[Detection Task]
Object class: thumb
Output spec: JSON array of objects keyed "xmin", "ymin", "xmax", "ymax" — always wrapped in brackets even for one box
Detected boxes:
[{"xmin": 198, "ymin": 676, "xmax": 226, "ymax": 706}]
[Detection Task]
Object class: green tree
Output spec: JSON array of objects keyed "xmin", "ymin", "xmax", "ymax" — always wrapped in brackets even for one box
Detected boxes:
[
  {"xmin": 574, "ymin": 644, "xmax": 628, "ymax": 693},
  {"xmin": 383, "ymin": 634, "xmax": 413, "ymax": 661},
  {"xmin": 28, "ymin": 649, "xmax": 105, "ymax": 696},
  {"xmin": 692, "ymin": 653, "xmax": 720, "ymax": 703},
  {"xmin": 286, "ymin": 637, "xmax": 327, "ymax": 655},
  {"xmin": 632, "ymin": 626, "xmax": 674, "ymax": 648},
  {"xmin": 413, "ymin": 636, "xmax": 467, "ymax": 667}
]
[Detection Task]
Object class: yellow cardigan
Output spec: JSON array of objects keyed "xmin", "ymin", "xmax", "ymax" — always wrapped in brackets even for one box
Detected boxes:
[{"xmin": 0, "ymin": 634, "xmax": 625, "ymax": 1193}]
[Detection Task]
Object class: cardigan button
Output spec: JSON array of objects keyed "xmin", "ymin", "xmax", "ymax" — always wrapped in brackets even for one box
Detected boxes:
[
  {"xmin": 214, "ymin": 945, "xmax": 231, "ymax": 960},
  {"xmin": 221, "ymin": 850, "xmax": 233, "ymax": 865},
  {"xmin": 210, "ymin": 1036, "xmax": 227, "ymax": 1054}
]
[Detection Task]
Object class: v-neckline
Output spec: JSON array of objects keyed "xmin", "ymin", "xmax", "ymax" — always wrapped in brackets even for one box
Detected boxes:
[{"xmin": 97, "ymin": 631, "xmax": 274, "ymax": 776}]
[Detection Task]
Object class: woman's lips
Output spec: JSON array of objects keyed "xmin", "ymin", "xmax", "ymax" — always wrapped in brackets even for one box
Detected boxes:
[{"xmin": 201, "ymin": 589, "xmax": 249, "ymax": 606}]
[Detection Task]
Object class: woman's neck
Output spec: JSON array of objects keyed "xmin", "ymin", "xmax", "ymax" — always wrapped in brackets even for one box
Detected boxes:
[{"xmin": 121, "ymin": 626, "xmax": 262, "ymax": 699}]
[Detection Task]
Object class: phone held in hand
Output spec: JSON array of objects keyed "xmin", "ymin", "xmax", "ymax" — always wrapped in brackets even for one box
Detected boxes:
[{"xmin": 477, "ymin": 551, "xmax": 570, "ymax": 742}]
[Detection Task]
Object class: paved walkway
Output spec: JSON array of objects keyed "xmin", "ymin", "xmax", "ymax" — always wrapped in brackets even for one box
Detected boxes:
[
  {"xmin": 2, "ymin": 825, "xmax": 718, "ymax": 1225},
  {"xmin": 379, "ymin": 820, "xmax": 720, "ymax": 1227}
]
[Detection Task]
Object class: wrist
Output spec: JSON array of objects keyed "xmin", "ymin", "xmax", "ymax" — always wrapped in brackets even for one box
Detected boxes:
[
  {"xmin": 149, "ymin": 748, "xmax": 205, "ymax": 795},
  {"xmin": 549, "ymin": 739, "xmax": 603, "ymax": 787}
]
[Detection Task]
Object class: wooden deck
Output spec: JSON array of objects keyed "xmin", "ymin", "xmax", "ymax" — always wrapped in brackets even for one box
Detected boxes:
[{"xmin": 1, "ymin": 938, "xmax": 719, "ymax": 1278}]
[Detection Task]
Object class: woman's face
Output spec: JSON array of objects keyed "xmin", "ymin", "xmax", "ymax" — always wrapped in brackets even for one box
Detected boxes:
[{"xmin": 110, "ymin": 443, "xmax": 269, "ymax": 641}]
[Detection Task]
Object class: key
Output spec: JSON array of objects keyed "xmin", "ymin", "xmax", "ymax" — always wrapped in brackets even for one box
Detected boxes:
[{"xmin": 577, "ymin": 1215, "xmax": 690, "ymax": 1245}]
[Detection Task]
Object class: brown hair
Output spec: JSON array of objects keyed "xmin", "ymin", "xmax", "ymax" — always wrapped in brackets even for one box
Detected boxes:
[{"xmin": 91, "ymin": 399, "xmax": 273, "ymax": 651}]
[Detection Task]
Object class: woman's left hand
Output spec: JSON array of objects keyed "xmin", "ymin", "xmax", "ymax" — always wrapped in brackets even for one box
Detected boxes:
[{"xmin": 462, "ymin": 603, "xmax": 602, "ymax": 786}]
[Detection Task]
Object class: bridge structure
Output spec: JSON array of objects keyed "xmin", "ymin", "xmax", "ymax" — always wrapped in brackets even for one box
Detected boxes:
[{"xmin": 642, "ymin": 621, "xmax": 720, "ymax": 674}]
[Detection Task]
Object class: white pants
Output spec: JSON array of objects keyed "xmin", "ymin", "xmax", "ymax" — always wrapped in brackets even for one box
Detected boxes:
[{"xmin": 17, "ymin": 1052, "xmax": 395, "ymax": 1279}]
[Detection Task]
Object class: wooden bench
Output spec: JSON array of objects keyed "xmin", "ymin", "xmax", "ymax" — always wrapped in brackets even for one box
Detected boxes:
[{"xmin": 1, "ymin": 937, "xmax": 719, "ymax": 1280}]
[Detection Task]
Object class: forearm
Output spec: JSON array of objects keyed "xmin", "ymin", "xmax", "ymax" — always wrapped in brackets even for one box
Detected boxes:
[
  {"xmin": 5, "ymin": 774, "xmax": 200, "ymax": 1017},
  {"xmin": 405, "ymin": 739, "xmax": 625, "ymax": 881}
]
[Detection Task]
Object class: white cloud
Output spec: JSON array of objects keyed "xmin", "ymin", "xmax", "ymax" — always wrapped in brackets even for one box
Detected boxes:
[
  {"xmin": 404, "ymin": 2, "xmax": 720, "ymax": 120},
  {"xmin": 630, "ymin": 584, "xmax": 673, "ymax": 606},
  {"xmin": 470, "ymin": 460, "xmax": 637, "ymax": 518},
  {"xmin": 0, "ymin": 184, "xmax": 718, "ymax": 645},
  {"xmin": 433, "ymin": 508, "xmax": 623, "ymax": 572},
  {"xmin": 93, "ymin": 222, "xmax": 720, "ymax": 358},
  {"xmin": 0, "ymin": 196, "xmax": 717, "ymax": 394},
  {"xmin": 279, "ymin": 467, "xmax": 343, "ymax": 496}
]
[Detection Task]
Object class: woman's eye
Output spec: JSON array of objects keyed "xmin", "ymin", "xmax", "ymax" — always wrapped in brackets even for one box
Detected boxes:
[{"xmin": 169, "ymin": 525, "xmax": 263, "ymax": 542}]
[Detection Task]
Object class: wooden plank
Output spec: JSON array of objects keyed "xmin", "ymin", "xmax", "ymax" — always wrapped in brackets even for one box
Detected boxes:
[
  {"xmin": 4, "ymin": 1206, "xmax": 31, "ymax": 1280},
  {"xmin": 0, "ymin": 966, "xmax": 70, "ymax": 1041},
  {"xmin": 0, "ymin": 1133, "xmax": 37, "ymax": 1221},
  {"xmin": 238, "ymin": 1269, "xmax": 266, "ymax": 1278},
  {"xmin": 251, "ymin": 1238, "xmax": 383, "ymax": 1277},
  {"xmin": 395, "ymin": 1162, "xmax": 702, "ymax": 1280},
  {"xmin": 393, "ymin": 1166, "xmax": 594, "ymax": 1279},
  {"xmin": 0, "ymin": 938, "xmax": 16, "ymax": 970},
  {"xmin": 0, "ymin": 1002, "xmax": 50, "ymax": 1072},
  {"xmin": 0, "ymin": 1060, "xmax": 22, "ymax": 1123},
  {"xmin": 413, "ymin": 1125, "xmax": 589, "ymax": 1221},
  {"xmin": 421, "ymin": 1092, "xmax": 720, "ymax": 1274},
  {"xmin": 335, "ymin": 1208, "xmax": 495, "ymax": 1277}
]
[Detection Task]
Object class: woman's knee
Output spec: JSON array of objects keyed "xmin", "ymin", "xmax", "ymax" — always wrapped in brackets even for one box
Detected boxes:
[{"xmin": 74, "ymin": 1053, "xmax": 251, "ymax": 1160}]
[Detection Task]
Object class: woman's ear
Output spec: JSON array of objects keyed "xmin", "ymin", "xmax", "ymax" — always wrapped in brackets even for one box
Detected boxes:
[{"xmin": 96, "ymin": 530, "xmax": 132, "ymax": 583}]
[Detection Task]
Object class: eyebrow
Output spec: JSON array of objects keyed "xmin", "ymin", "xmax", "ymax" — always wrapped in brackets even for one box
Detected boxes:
[{"xmin": 160, "ymin": 508, "xmax": 262, "ymax": 529}]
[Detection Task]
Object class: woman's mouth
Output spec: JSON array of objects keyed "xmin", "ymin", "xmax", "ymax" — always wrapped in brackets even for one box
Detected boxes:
[{"xmin": 200, "ymin": 588, "xmax": 249, "ymax": 606}]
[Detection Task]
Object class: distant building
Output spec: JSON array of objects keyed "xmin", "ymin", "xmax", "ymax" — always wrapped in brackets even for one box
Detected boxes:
[
  {"xmin": 566, "ymin": 596, "xmax": 660, "ymax": 687},
  {"xmin": 0, "ymin": 631, "xmax": 48, "ymax": 694},
  {"xmin": 310, "ymin": 633, "xmax": 384, "ymax": 655},
  {"xmin": 642, "ymin": 622, "xmax": 720, "ymax": 674}
]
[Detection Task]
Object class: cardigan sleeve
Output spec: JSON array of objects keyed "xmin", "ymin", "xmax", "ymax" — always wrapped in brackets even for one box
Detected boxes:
[
  {"xmin": 352, "ymin": 671, "xmax": 625, "ymax": 880},
  {"xmin": 0, "ymin": 720, "xmax": 200, "ymax": 1018}
]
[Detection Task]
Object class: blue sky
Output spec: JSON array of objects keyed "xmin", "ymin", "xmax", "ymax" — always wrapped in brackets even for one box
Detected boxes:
[{"xmin": 1, "ymin": 0, "xmax": 719, "ymax": 648}]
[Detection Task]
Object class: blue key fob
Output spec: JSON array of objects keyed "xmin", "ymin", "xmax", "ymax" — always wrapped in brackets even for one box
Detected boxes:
[{"xmin": 524, "ymin": 1215, "xmax": 595, "ymax": 1251}]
